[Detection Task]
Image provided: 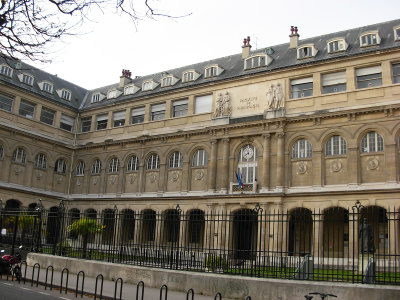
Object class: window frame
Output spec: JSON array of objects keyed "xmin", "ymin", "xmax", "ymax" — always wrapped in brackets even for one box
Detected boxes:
[
  {"xmin": 192, "ymin": 149, "xmax": 208, "ymax": 167},
  {"xmin": 96, "ymin": 114, "xmax": 108, "ymax": 130},
  {"xmin": 297, "ymin": 45, "xmax": 317, "ymax": 59},
  {"xmin": 142, "ymin": 81, "xmax": 153, "ymax": 91},
  {"xmin": 0, "ymin": 92, "xmax": 14, "ymax": 112},
  {"xmin": 127, "ymin": 156, "xmax": 139, "ymax": 171},
  {"xmin": 40, "ymin": 107, "xmax": 55, "ymax": 126},
  {"xmin": 60, "ymin": 114, "xmax": 74, "ymax": 132},
  {"xmin": 76, "ymin": 161, "xmax": 85, "ymax": 175},
  {"xmin": 22, "ymin": 74, "xmax": 34, "ymax": 86},
  {"xmin": 55, "ymin": 159, "xmax": 67, "ymax": 174},
  {"xmin": 205, "ymin": 66, "xmax": 217, "ymax": 78},
  {"xmin": 108, "ymin": 158, "xmax": 120, "ymax": 173},
  {"xmin": 244, "ymin": 55, "xmax": 268, "ymax": 69},
  {"xmin": 147, "ymin": 154, "xmax": 160, "ymax": 170},
  {"xmin": 42, "ymin": 82, "xmax": 53, "ymax": 93},
  {"xmin": 12, "ymin": 148, "xmax": 26, "ymax": 164},
  {"xmin": 356, "ymin": 66, "xmax": 382, "ymax": 89},
  {"xmin": 361, "ymin": 132, "xmax": 384, "ymax": 153},
  {"xmin": 182, "ymin": 71, "xmax": 194, "ymax": 83},
  {"xmin": 34, "ymin": 153, "xmax": 47, "ymax": 169},
  {"xmin": 394, "ymin": 26, "xmax": 400, "ymax": 41},
  {"xmin": 91, "ymin": 159, "xmax": 102, "ymax": 174},
  {"xmin": 151, "ymin": 103, "xmax": 166, "ymax": 121},
  {"xmin": 292, "ymin": 139, "xmax": 312, "ymax": 159},
  {"xmin": 0, "ymin": 143, "xmax": 3, "ymax": 159},
  {"xmin": 92, "ymin": 93, "xmax": 100, "ymax": 103},
  {"xmin": 172, "ymin": 99, "xmax": 188, "ymax": 118},
  {"xmin": 360, "ymin": 32, "xmax": 380, "ymax": 47},
  {"xmin": 194, "ymin": 94, "xmax": 212, "ymax": 114},
  {"xmin": 81, "ymin": 117, "xmax": 92, "ymax": 132},
  {"xmin": 0, "ymin": 65, "xmax": 12, "ymax": 77},
  {"xmin": 237, "ymin": 144, "xmax": 258, "ymax": 184},
  {"xmin": 61, "ymin": 90, "xmax": 71, "ymax": 101},
  {"xmin": 19, "ymin": 99, "xmax": 36, "ymax": 119},
  {"xmin": 322, "ymin": 71, "xmax": 347, "ymax": 94},
  {"xmin": 392, "ymin": 63, "xmax": 400, "ymax": 84},
  {"xmin": 290, "ymin": 77, "xmax": 313, "ymax": 99},
  {"xmin": 169, "ymin": 151, "xmax": 183, "ymax": 169},
  {"xmin": 113, "ymin": 110, "xmax": 126, "ymax": 127},
  {"xmin": 131, "ymin": 107, "xmax": 145, "ymax": 124},
  {"xmin": 325, "ymin": 135, "xmax": 347, "ymax": 156}
]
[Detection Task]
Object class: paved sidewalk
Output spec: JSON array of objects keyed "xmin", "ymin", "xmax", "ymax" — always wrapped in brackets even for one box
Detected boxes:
[{"xmin": 20, "ymin": 264, "xmax": 236, "ymax": 300}]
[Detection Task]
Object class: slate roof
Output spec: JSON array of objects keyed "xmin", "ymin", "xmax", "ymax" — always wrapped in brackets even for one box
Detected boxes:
[{"xmin": 1, "ymin": 18, "xmax": 399, "ymax": 112}]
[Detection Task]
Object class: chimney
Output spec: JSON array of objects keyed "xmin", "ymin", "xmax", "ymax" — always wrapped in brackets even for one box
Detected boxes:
[
  {"xmin": 289, "ymin": 26, "xmax": 300, "ymax": 49},
  {"xmin": 242, "ymin": 36, "xmax": 252, "ymax": 59},
  {"xmin": 119, "ymin": 69, "xmax": 132, "ymax": 88}
]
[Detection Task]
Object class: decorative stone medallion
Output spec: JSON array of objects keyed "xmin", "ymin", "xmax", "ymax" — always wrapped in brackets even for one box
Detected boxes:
[
  {"xmin": 331, "ymin": 160, "xmax": 342, "ymax": 172},
  {"xmin": 35, "ymin": 170, "xmax": 43, "ymax": 180},
  {"xmin": 56, "ymin": 176, "xmax": 62, "ymax": 184},
  {"xmin": 367, "ymin": 158, "xmax": 379, "ymax": 170},
  {"xmin": 93, "ymin": 177, "xmax": 99, "ymax": 185},
  {"xmin": 195, "ymin": 169, "xmax": 204, "ymax": 180},
  {"xmin": 129, "ymin": 174, "xmax": 137, "ymax": 184},
  {"xmin": 297, "ymin": 162, "xmax": 307, "ymax": 174},
  {"xmin": 110, "ymin": 175, "xmax": 116, "ymax": 185},
  {"xmin": 76, "ymin": 178, "xmax": 82, "ymax": 186},
  {"xmin": 14, "ymin": 166, "xmax": 21, "ymax": 175},
  {"xmin": 149, "ymin": 173, "xmax": 157, "ymax": 183},
  {"xmin": 171, "ymin": 171, "xmax": 179, "ymax": 181}
]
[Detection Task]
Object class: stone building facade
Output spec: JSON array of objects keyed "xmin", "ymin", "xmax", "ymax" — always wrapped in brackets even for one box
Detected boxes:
[{"xmin": 1, "ymin": 19, "xmax": 400, "ymax": 257}]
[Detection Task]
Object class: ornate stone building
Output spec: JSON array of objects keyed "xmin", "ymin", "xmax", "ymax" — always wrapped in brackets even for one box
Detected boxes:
[{"xmin": 1, "ymin": 19, "xmax": 400, "ymax": 257}]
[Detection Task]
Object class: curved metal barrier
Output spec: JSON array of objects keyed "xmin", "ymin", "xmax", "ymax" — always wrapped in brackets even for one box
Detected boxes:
[
  {"xmin": 136, "ymin": 280, "xmax": 144, "ymax": 300},
  {"xmin": 186, "ymin": 288, "xmax": 194, "ymax": 300},
  {"xmin": 31, "ymin": 263, "xmax": 40, "ymax": 287},
  {"xmin": 20, "ymin": 261, "xmax": 27, "ymax": 284},
  {"xmin": 94, "ymin": 274, "xmax": 104, "ymax": 300},
  {"xmin": 214, "ymin": 291, "xmax": 222, "ymax": 300},
  {"xmin": 159, "ymin": 284, "xmax": 168, "ymax": 300},
  {"xmin": 45, "ymin": 265, "xmax": 54, "ymax": 290},
  {"xmin": 114, "ymin": 277, "xmax": 123, "ymax": 300},
  {"xmin": 76, "ymin": 271, "xmax": 85, "ymax": 298},
  {"xmin": 60, "ymin": 267, "xmax": 69, "ymax": 294},
  {"xmin": 245, "ymin": 297, "xmax": 252, "ymax": 300}
]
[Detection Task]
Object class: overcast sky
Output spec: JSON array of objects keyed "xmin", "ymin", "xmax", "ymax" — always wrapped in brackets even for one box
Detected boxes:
[{"xmin": 31, "ymin": 0, "xmax": 400, "ymax": 90}]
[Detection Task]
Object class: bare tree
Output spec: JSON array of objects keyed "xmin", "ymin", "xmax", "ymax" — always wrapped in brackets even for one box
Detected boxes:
[{"xmin": 0, "ymin": 0, "xmax": 182, "ymax": 62}]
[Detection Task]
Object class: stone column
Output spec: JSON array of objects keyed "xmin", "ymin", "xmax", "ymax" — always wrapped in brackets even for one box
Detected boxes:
[
  {"xmin": 346, "ymin": 67, "xmax": 356, "ymax": 90},
  {"xmin": 276, "ymin": 133, "xmax": 285, "ymax": 189},
  {"xmin": 385, "ymin": 143, "xmax": 397, "ymax": 183},
  {"xmin": 312, "ymin": 149, "xmax": 323, "ymax": 187},
  {"xmin": 348, "ymin": 212, "xmax": 359, "ymax": 259},
  {"xmin": 35, "ymin": 104, "xmax": 42, "ymax": 122},
  {"xmin": 313, "ymin": 73, "xmax": 321, "ymax": 96},
  {"xmin": 100, "ymin": 163, "xmax": 106, "ymax": 194},
  {"xmin": 178, "ymin": 212, "xmax": 186, "ymax": 248},
  {"xmin": 347, "ymin": 146, "xmax": 359, "ymax": 186},
  {"xmin": 84, "ymin": 166, "xmax": 90, "ymax": 194},
  {"xmin": 221, "ymin": 138, "xmax": 230, "ymax": 193},
  {"xmin": 313, "ymin": 213, "xmax": 323, "ymax": 258},
  {"xmin": 208, "ymin": 139, "xmax": 218, "ymax": 192},
  {"xmin": 388, "ymin": 210, "xmax": 397, "ymax": 256},
  {"xmin": 262, "ymin": 134, "xmax": 271, "ymax": 190},
  {"xmin": 181, "ymin": 158, "xmax": 190, "ymax": 193},
  {"xmin": 12, "ymin": 96, "xmax": 21, "ymax": 115},
  {"xmin": 381, "ymin": 61, "xmax": 392, "ymax": 85},
  {"xmin": 107, "ymin": 111, "xmax": 113, "ymax": 129},
  {"xmin": 204, "ymin": 204, "xmax": 214, "ymax": 250},
  {"xmin": 154, "ymin": 210, "xmax": 163, "ymax": 246},
  {"xmin": 138, "ymin": 161, "xmax": 145, "ymax": 193},
  {"xmin": 46, "ymin": 163, "xmax": 54, "ymax": 190},
  {"xmin": 118, "ymin": 165, "xmax": 126, "ymax": 195},
  {"xmin": 158, "ymin": 162, "xmax": 166, "ymax": 194}
]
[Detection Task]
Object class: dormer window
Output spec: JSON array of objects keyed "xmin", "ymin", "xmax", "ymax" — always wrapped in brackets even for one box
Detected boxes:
[
  {"xmin": 297, "ymin": 44, "xmax": 317, "ymax": 59},
  {"xmin": 0, "ymin": 65, "xmax": 12, "ymax": 77},
  {"xmin": 91, "ymin": 93, "xmax": 106, "ymax": 103},
  {"xmin": 182, "ymin": 70, "xmax": 200, "ymax": 83},
  {"xmin": 205, "ymin": 65, "xmax": 224, "ymax": 78},
  {"xmin": 161, "ymin": 75, "xmax": 178, "ymax": 88},
  {"xmin": 61, "ymin": 90, "xmax": 71, "ymax": 101},
  {"xmin": 244, "ymin": 54, "xmax": 271, "ymax": 69},
  {"xmin": 142, "ymin": 80, "xmax": 158, "ymax": 91},
  {"xmin": 17, "ymin": 73, "xmax": 34, "ymax": 86},
  {"xmin": 394, "ymin": 26, "xmax": 400, "ymax": 41},
  {"xmin": 39, "ymin": 82, "xmax": 53, "ymax": 93},
  {"xmin": 360, "ymin": 31, "xmax": 380, "ymax": 47},
  {"xmin": 124, "ymin": 84, "xmax": 140, "ymax": 95},
  {"xmin": 327, "ymin": 38, "xmax": 348, "ymax": 53}
]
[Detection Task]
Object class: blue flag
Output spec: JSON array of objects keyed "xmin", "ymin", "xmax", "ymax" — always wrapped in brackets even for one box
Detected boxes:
[{"xmin": 236, "ymin": 171, "xmax": 243, "ymax": 188}]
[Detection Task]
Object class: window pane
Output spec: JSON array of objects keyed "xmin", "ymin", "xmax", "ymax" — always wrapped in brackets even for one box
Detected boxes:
[
  {"xmin": 0, "ymin": 93, "xmax": 13, "ymax": 112},
  {"xmin": 19, "ymin": 100, "xmax": 35, "ymax": 119}
]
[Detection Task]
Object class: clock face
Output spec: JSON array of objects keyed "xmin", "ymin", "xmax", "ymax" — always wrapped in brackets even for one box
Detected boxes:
[{"xmin": 242, "ymin": 147, "xmax": 254, "ymax": 159}]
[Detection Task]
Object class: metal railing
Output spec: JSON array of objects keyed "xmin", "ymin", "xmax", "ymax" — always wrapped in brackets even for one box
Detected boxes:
[{"xmin": 1, "ymin": 200, "xmax": 399, "ymax": 285}]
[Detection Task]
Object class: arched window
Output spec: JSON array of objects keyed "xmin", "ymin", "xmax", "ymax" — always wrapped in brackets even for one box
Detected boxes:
[
  {"xmin": 91, "ymin": 159, "xmax": 101, "ymax": 174},
  {"xmin": 127, "ymin": 156, "xmax": 139, "ymax": 171},
  {"xmin": 237, "ymin": 144, "xmax": 257, "ymax": 184},
  {"xmin": 361, "ymin": 131, "xmax": 384, "ymax": 153},
  {"xmin": 292, "ymin": 139, "xmax": 312, "ymax": 159},
  {"xmin": 169, "ymin": 151, "xmax": 182, "ymax": 168},
  {"xmin": 0, "ymin": 143, "xmax": 3, "ymax": 159},
  {"xmin": 108, "ymin": 158, "xmax": 119, "ymax": 173},
  {"xmin": 12, "ymin": 148, "xmax": 26, "ymax": 164},
  {"xmin": 55, "ymin": 159, "xmax": 67, "ymax": 173},
  {"xmin": 76, "ymin": 161, "xmax": 85, "ymax": 175},
  {"xmin": 147, "ymin": 154, "xmax": 160, "ymax": 170},
  {"xmin": 34, "ymin": 153, "xmax": 47, "ymax": 169},
  {"xmin": 325, "ymin": 135, "xmax": 347, "ymax": 156},
  {"xmin": 192, "ymin": 149, "xmax": 208, "ymax": 167}
]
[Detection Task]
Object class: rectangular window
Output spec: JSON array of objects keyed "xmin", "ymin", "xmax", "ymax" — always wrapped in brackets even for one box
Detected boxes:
[
  {"xmin": 61, "ymin": 90, "xmax": 71, "ymax": 100},
  {"xmin": 19, "ymin": 100, "xmax": 35, "ymax": 119},
  {"xmin": 356, "ymin": 66, "xmax": 382, "ymax": 89},
  {"xmin": 151, "ymin": 103, "xmax": 166, "ymax": 121},
  {"xmin": 96, "ymin": 114, "xmax": 108, "ymax": 130},
  {"xmin": 245, "ymin": 56, "xmax": 266, "ymax": 69},
  {"xmin": 361, "ymin": 34, "xmax": 378, "ymax": 47},
  {"xmin": 205, "ymin": 67, "xmax": 217, "ymax": 78},
  {"xmin": 0, "ymin": 93, "xmax": 13, "ymax": 112},
  {"xmin": 396, "ymin": 28, "xmax": 400, "ymax": 40},
  {"xmin": 194, "ymin": 94, "xmax": 212, "ymax": 114},
  {"xmin": 392, "ymin": 63, "xmax": 400, "ymax": 84},
  {"xmin": 142, "ymin": 81, "xmax": 152, "ymax": 91},
  {"xmin": 162, "ymin": 77, "xmax": 172, "ymax": 87},
  {"xmin": 290, "ymin": 77, "xmax": 313, "ymax": 98},
  {"xmin": 42, "ymin": 82, "xmax": 53, "ymax": 93},
  {"xmin": 40, "ymin": 107, "xmax": 55, "ymax": 125},
  {"xmin": 124, "ymin": 85, "xmax": 135, "ymax": 95},
  {"xmin": 108, "ymin": 90, "xmax": 117, "ymax": 99},
  {"xmin": 298, "ymin": 47, "xmax": 312, "ymax": 59},
  {"xmin": 131, "ymin": 107, "xmax": 145, "ymax": 124},
  {"xmin": 22, "ymin": 74, "xmax": 33, "ymax": 85},
  {"xmin": 183, "ymin": 72, "xmax": 194, "ymax": 82},
  {"xmin": 60, "ymin": 114, "xmax": 74, "ymax": 131},
  {"xmin": 172, "ymin": 99, "xmax": 188, "ymax": 117},
  {"xmin": 81, "ymin": 117, "xmax": 92, "ymax": 132},
  {"xmin": 92, "ymin": 94, "xmax": 100, "ymax": 103},
  {"xmin": 322, "ymin": 71, "xmax": 346, "ymax": 94},
  {"xmin": 0, "ymin": 65, "xmax": 12, "ymax": 77},
  {"xmin": 113, "ymin": 110, "xmax": 126, "ymax": 127}
]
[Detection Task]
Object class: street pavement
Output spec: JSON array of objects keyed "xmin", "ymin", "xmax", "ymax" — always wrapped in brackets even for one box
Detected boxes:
[{"xmin": 14, "ymin": 265, "xmax": 236, "ymax": 300}]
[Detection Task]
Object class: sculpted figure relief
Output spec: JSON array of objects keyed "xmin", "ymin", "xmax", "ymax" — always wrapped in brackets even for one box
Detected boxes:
[
  {"xmin": 213, "ymin": 92, "xmax": 232, "ymax": 118},
  {"xmin": 266, "ymin": 83, "xmax": 285, "ymax": 110}
]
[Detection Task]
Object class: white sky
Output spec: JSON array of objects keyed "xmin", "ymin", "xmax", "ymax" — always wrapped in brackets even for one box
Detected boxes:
[{"xmin": 31, "ymin": 0, "xmax": 400, "ymax": 90}]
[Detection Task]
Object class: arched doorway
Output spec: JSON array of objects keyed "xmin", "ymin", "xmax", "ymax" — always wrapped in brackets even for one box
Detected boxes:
[
  {"xmin": 47, "ymin": 206, "xmax": 61, "ymax": 245},
  {"xmin": 163, "ymin": 209, "xmax": 180, "ymax": 245},
  {"xmin": 187, "ymin": 209, "xmax": 205, "ymax": 248},
  {"xmin": 141, "ymin": 209, "xmax": 156, "ymax": 243},
  {"xmin": 323, "ymin": 207, "xmax": 349, "ymax": 258},
  {"xmin": 5, "ymin": 199, "xmax": 20, "ymax": 210},
  {"xmin": 288, "ymin": 208, "xmax": 312, "ymax": 256},
  {"xmin": 360, "ymin": 206, "xmax": 388, "ymax": 254},
  {"xmin": 233, "ymin": 209, "xmax": 258, "ymax": 259},
  {"xmin": 102, "ymin": 209, "xmax": 115, "ymax": 244},
  {"xmin": 121, "ymin": 209, "xmax": 135, "ymax": 244}
]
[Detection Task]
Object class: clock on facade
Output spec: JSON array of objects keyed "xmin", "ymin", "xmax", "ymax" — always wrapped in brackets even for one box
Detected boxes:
[{"xmin": 242, "ymin": 147, "xmax": 254, "ymax": 160}]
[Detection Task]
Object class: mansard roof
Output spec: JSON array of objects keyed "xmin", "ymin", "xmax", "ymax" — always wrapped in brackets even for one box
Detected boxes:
[{"xmin": 1, "ymin": 19, "xmax": 399, "ymax": 112}]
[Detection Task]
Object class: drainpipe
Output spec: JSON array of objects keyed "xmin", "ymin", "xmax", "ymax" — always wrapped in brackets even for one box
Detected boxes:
[{"xmin": 66, "ymin": 112, "xmax": 79, "ymax": 211}]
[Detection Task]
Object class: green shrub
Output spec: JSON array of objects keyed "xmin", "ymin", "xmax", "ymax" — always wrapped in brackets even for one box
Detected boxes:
[{"xmin": 204, "ymin": 254, "xmax": 228, "ymax": 270}]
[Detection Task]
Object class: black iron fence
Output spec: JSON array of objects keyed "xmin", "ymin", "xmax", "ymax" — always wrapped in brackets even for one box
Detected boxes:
[{"xmin": 1, "ymin": 200, "xmax": 400, "ymax": 285}]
